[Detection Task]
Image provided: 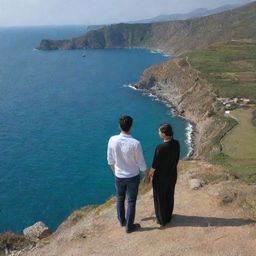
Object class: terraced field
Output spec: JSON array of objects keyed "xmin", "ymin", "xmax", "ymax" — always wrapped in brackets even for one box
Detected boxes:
[{"xmin": 187, "ymin": 40, "xmax": 256, "ymax": 100}]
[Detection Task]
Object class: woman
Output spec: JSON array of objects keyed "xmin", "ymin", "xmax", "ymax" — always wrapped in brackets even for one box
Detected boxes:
[{"xmin": 149, "ymin": 123, "xmax": 180, "ymax": 226}]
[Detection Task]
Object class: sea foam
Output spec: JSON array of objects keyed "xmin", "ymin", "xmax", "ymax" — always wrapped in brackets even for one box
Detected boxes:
[{"xmin": 185, "ymin": 123, "xmax": 193, "ymax": 156}]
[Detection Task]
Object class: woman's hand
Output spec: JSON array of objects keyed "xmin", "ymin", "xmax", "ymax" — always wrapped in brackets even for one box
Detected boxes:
[{"xmin": 149, "ymin": 167, "xmax": 155, "ymax": 178}]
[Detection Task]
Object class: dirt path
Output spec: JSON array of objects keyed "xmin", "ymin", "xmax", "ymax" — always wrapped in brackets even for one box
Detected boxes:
[{"xmin": 21, "ymin": 161, "xmax": 256, "ymax": 256}]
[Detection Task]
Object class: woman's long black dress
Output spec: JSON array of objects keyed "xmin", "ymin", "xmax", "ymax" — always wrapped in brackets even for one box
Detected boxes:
[{"xmin": 152, "ymin": 139, "xmax": 180, "ymax": 226}]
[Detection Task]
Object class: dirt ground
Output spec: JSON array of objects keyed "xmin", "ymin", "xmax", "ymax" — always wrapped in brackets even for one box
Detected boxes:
[{"xmin": 19, "ymin": 161, "xmax": 256, "ymax": 256}]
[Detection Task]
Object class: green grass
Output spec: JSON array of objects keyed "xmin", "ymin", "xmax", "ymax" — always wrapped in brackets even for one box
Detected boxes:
[
  {"xmin": 252, "ymin": 109, "xmax": 256, "ymax": 126},
  {"xmin": 210, "ymin": 114, "xmax": 238, "ymax": 149},
  {"xmin": 213, "ymin": 108, "xmax": 256, "ymax": 183},
  {"xmin": 187, "ymin": 40, "xmax": 256, "ymax": 99}
]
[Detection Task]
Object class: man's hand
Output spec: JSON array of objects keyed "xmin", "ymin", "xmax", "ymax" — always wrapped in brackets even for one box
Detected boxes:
[
  {"xmin": 144, "ymin": 176, "xmax": 151, "ymax": 184},
  {"xmin": 110, "ymin": 164, "xmax": 115, "ymax": 175},
  {"xmin": 143, "ymin": 170, "xmax": 150, "ymax": 184}
]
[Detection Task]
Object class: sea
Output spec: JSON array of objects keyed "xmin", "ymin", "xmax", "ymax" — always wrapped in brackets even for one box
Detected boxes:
[{"xmin": 0, "ymin": 26, "xmax": 190, "ymax": 234}]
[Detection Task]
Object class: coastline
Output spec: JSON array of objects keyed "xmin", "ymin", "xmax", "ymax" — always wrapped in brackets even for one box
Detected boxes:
[
  {"xmin": 128, "ymin": 83, "xmax": 196, "ymax": 158},
  {"xmin": 2, "ymin": 4, "xmax": 256, "ymax": 252}
]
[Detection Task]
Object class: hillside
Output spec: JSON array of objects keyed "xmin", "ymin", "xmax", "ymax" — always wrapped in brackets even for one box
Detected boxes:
[
  {"xmin": 38, "ymin": 2, "xmax": 256, "ymax": 56},
  {"xmin": 132, "ymin": 56, "xmax": 238, "ymax": 160},
  {"xmin": 13, "ymin": 161, "xmax": 256, "ymax": 256},
  {"xmin": 130, "ymin": 4, "xmax": 240, "ymax": 23},
  {"xmin": 186, "ymin": 40, "xmax": 256, "ymax": 100}
]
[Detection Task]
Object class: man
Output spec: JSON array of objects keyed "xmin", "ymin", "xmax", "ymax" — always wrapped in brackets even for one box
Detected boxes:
[{"xmin": 107, "ymin": 115, "xmax": 150, "ymax": 233}]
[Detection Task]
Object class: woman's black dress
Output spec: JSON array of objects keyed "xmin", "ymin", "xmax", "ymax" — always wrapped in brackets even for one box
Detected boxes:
[{"xmin": 152, "ymin": 139, "xmax": 180, "ymax": 226}]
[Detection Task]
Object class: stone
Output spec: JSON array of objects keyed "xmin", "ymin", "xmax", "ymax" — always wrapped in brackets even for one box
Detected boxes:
[
  {"xmin": 23, "ymin": 222, "xmax": 51, "ymax": 242},
  {"xmin": 189, "ymin": 179, "xmax": 204, "ymax": 190}
]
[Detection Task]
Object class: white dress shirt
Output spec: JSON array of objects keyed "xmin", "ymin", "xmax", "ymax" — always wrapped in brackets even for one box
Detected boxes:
[{"xmin": 107, "ymin": 133, "xmax": 147, "ymax": 178}]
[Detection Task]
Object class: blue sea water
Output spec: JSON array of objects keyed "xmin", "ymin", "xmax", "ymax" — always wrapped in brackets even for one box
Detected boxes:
[{"xmin": 0, "ymin": 26, "xmax": 189, "ymax": 234}]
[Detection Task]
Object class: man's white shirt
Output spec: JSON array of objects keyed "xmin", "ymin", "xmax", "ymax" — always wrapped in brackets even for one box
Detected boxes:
[{"xmin": 107, "ymin": 133, "xmax": 147, "ymax": 178}]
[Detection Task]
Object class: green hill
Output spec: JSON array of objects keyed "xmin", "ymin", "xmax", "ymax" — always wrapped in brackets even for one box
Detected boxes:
[
  {"xmin": 39, "ymin": 2, "xmax": 256, "ymax": 56},
  {"xmin": 186, "ymin": 40, "xmax": 256, "ymax": 100}
]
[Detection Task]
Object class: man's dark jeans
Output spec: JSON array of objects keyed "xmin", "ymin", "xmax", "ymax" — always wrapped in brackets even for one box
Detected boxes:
[{"xmin": 115, "ymin": 175, "xmax": 140, "ymax": 231}]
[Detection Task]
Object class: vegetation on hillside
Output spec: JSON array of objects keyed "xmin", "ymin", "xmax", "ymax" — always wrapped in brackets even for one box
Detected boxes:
[
  {"xmin": 220, "ymin": 109, "xmax": 256, "ymax": 183},
  {"xmin": 252, "ymin": 109, "xmax": 256, "ymax": 126},
  {"xmin": 187, "ymin": 40, "xmax": 256, "ymax": 100},
  {"xmin": 39, "ymin": 2, "xmax": 256, "ymax": 55},
  {"xmin": 0, "ymin": 232, "xmax": 33, "ymax": 256},
  {"xmin": 185, "ymin": 41, "xmax": 256, "ymax": 184}
]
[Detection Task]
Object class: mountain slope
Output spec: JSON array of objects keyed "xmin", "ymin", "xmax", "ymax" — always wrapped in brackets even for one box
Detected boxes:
[
  {"xmin": 130, "ymin": 4, "xmax": 240, "ymax": 23},
  {"xmin": 39, "ymin": 2, "xmax": 256, "ymax": 56},
  {"xmin": 20, "ymin": 161, "xmax": 256, "ymax": 256}
]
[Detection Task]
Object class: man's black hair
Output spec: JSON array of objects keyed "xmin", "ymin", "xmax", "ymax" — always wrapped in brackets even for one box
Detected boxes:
[
  {"xmin": 159, "ymin": 123, "xmax": 173, "ymax": 137},
  {"xmin": 119, "ymin": 116, "xmax": 133, "ymax": 132}
]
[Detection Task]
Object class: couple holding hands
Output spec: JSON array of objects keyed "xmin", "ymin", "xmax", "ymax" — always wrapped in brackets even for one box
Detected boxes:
[{"xmin": 107, "ymin": 116, "xmax": 180, "ymax": 233}]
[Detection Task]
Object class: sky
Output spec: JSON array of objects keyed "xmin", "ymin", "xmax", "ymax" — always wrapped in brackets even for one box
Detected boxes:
[{"xmin": 0, "ymin": 0, "xmax": 254, "ymax": 27}]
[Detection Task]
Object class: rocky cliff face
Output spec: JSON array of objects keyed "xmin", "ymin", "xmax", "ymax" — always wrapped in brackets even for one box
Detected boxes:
[
  {"xmin": 133, "ymin": 57, "xmax": 230, "ymax": 159},
  {"xmin": 38, "ymin": 2, "xmax": 256, "ymax": 55}
]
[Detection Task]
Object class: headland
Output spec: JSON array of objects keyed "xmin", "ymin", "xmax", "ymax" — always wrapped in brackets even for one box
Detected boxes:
[{"xmin": 1, "ymin": 2, "xmax": 256, "ymax": 255}]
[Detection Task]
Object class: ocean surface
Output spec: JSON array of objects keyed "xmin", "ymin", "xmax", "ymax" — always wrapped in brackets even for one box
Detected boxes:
[{"xmin": 0, "ymin": 26, "xmax": 189, "ymax": 234}]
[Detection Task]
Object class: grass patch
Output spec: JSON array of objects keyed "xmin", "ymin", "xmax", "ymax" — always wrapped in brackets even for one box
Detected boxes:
[
  {"xmin": 94, "ymin": 196, "xmax": 115, "ymax": 216},
  {"xmin": 252, "ymin": 109, "xmax": 256, "ymax": 126},
  {"xmin": 56, "ymin": 205, "xmax": 97, "ymax": 233},
  {"xmin": 66, "ymin": 206, "xmax": 97, "ymax": 224},
  {"xmin": 0, "ymin": 232, "xmax": 34, "ymax": 255},
  {"xmin": 216, "ymin": 108, "xmax": 256, "ymax": 183},
  {"xmin": 187, "ymin": 40, "xmax": 256, "ymax": 99},
  {"xmin": 208, "ymin": 114, "xmax": 238, "ymax": 154}
]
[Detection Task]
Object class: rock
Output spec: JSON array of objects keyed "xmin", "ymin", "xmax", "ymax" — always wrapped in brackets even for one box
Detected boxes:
[
  {"xmin": 189, "ymin": 179, "xmax": 204, "ymax": 190},
  {"xmin": 23, "ymin": 222, "xmax": 51, "ymax": 242}
]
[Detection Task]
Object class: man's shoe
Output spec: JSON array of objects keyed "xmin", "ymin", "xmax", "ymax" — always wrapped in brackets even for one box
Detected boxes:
[
  {"xmin": 126, "ymin": 223, "xmax": 141, "ymax": 233},
  {"xmin": 120, "ymin": 221, "xmax": 126, "ymax": 227}
]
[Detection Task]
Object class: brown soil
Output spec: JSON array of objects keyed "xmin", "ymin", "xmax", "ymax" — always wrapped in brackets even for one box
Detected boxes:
[
  {"xmin": 231, "ymin": 61, "xmax": 254, "ymax": 69},
  {"xmin": 20, "ymin": 161, "xmax": 256, "ymax": 256}
]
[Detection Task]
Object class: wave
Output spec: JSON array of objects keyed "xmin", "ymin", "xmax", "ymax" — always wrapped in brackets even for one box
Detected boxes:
[
  {"xmin": 149, "ymin": 50, "xmax": 170, "ymax": 58},
  {"xmin": 123, "ymin": 84, "xmax": 140, "ymax": 90},
  {"xmin": 185, "ymin": 123, "xmax": 193, "ymax": 156},
  {"xmin": 150, "ymin": 50, "xmax": 159, "ymax": 54},
  {"xmin": 124, "ymin": 83, "xmax": 194, "ymax": 156}
]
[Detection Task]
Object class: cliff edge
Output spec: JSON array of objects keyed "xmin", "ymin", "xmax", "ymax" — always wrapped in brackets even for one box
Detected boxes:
[{"xmin": 17, "ymin": 161, "xmax": 255, "ymax": 256}]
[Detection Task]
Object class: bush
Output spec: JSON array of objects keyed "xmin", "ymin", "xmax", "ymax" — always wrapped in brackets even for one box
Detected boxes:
[
  {"xmin": 208, "ymin": 110, "xmax": 217, "ymax": 117},
  {"xmin": 0, "ymin": 232, "xmax": 33, "ymax": 254},
  {"xmin": 252, "ymin": 109, "xmax": 256, "ymax": 127}
]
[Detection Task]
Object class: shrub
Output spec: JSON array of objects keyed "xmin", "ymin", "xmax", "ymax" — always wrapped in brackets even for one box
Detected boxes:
[
  {"xmin": 208, "ymin": 110, "xmax": 217, "ymax": 117},
  {"xmin": 0, "ymin": 232, "xmax": 33, "ymax": 254}
]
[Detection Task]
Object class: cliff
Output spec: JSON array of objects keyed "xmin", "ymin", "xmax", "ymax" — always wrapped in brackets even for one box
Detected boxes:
[
  {"xmin": 38, "ymin": 2, "xmax": 256, "ymax": 55},
  {"xmin": 132, "ymin": 57, "xmax": 237, "ymax": 159},
  {"xmin": 16, "ymin": 161, "xmax": 256, "ymax": 256},
  {"xmin": 1, "ymin": 3, "xmax": 255, "ymax": 255}
]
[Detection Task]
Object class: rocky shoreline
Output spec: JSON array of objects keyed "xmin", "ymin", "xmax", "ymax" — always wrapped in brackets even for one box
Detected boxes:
[
  {"xmin": 132, "ymin": 56, "xmax": 229, "ymax": 159},
  {"xmin": 130, "ymin": 83, "xmax": 197, "ymax": 158}
]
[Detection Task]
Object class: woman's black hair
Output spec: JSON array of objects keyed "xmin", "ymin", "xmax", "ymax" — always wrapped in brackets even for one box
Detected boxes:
[{"xmin": 159, "ymin": 123, "xmax": 173, "ymax": 137}]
